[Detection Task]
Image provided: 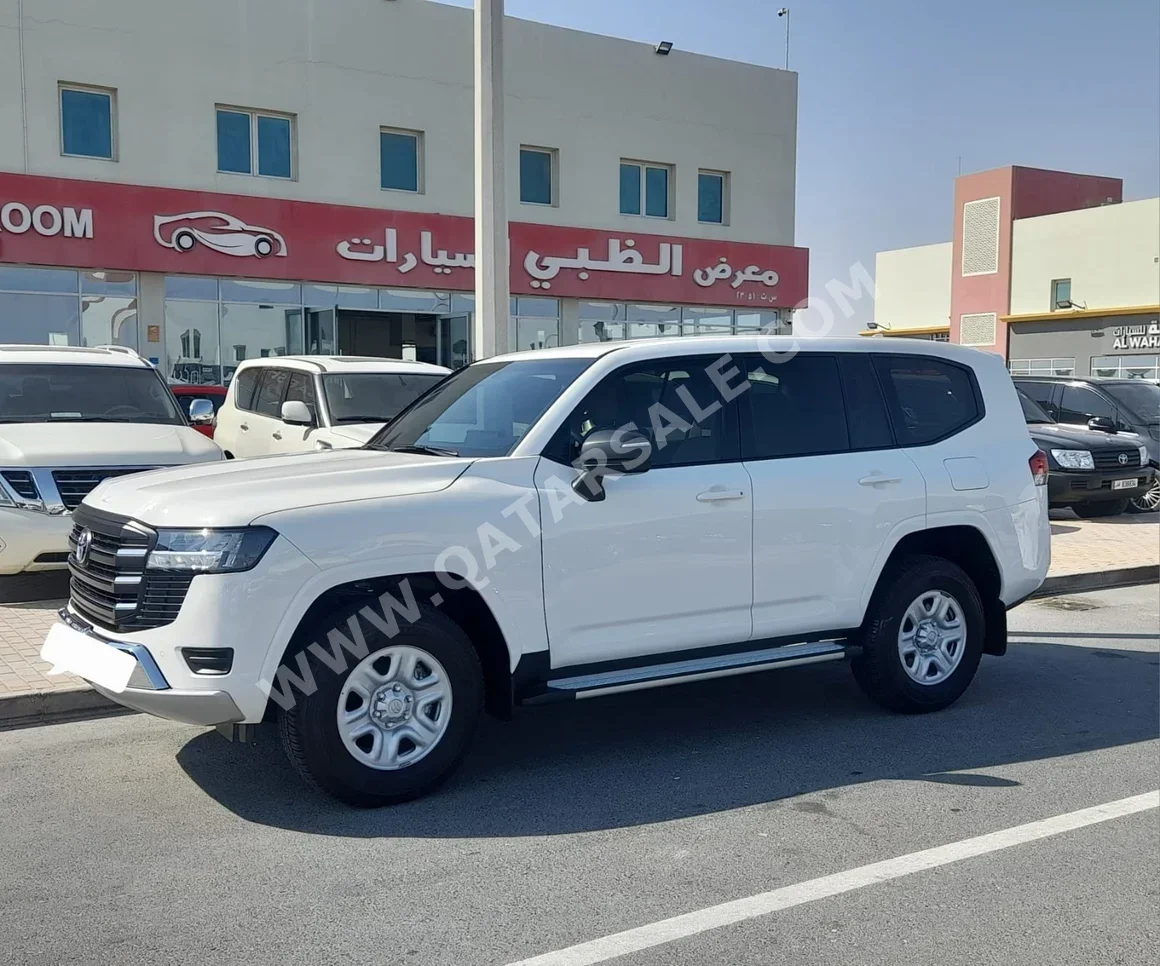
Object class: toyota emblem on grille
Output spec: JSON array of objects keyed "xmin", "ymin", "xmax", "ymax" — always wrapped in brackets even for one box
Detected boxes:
[
  {"xmin": 1118, "ymin": 453, "xmax": 1130, "ymax": 466},
  {"xmin": 75, "ymin": 528, "xmax": 93, "ymax": 565}
]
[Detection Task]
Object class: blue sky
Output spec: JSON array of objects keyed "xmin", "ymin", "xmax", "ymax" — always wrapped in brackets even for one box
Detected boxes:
[{"xmin": 441, "ymin": 0, "xmax": 1160, "ymax": 333}]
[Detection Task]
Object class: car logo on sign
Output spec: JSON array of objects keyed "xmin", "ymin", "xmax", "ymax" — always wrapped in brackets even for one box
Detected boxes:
[
  {"xmin": 75, "ymin": 529, "xmax": 93, "ymax": 565},
  {"xmin": 1118, "ymin": 453, "xmax": 1130, "ymax": 465}
]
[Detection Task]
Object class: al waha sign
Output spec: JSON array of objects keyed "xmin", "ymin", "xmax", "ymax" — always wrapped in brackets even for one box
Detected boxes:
[{"xmin": 0, "ymin": 172, "xmax": 808, "ymax": 307}]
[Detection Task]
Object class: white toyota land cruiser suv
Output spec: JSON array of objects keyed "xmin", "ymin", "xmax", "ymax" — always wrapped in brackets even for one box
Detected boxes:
[
  {"xmin": 42, "ymin": 337, "xmax": 1050, "ymax": 806},
  {"xmin": 0, "ymin": 344, "xmax": 222, "ymax": 575}
]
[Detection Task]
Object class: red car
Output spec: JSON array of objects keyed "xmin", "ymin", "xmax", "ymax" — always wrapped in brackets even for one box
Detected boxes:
[{"xmin": 171, "ymin": 384, "xmax": 228, "ymax": 438}]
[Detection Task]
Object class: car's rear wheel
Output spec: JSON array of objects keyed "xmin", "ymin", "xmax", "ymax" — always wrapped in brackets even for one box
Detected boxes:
[
  {"xmin": 173, "ymin": 229, "xmax": 196, "ymax": 252},
  {"xmin": 1128, "ymin": 478, "xmax": 1160, "ymax": 513},
  {"xmin": 279, "ymin": 598, "xmax": 483, "ymax": 807},
  {"xmin": 851, "ymin": 554, "xmax": 985, "ymax": 714},
  {"xmin": 254, "ymin": 235, "xmax": 275, "ymax": 257},
  {"xmin": 1073, "ymin": 498, "xmax": 1130, "ymax": 519}
]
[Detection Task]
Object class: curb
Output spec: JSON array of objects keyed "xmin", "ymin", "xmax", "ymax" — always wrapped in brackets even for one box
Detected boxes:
[
  {"xmin": 2, "ymin": 566, "xmax": 1156, "ymax": 730},
  {"xmin": 0, "ymin": 686, "xmax": 129, "ymax": 732},
  {"xmin": 1033, "ymin": 565, "xmax": 1159, "ymax": 599}
]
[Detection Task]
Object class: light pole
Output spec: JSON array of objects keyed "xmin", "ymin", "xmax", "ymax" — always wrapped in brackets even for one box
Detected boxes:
[
  {"xmin": 474, "ymin": 0, "xmax": 510, "ymax": 359},
  {"xmin": 777, "ymin": 7, "xmax": 790, "ymax": 71}
]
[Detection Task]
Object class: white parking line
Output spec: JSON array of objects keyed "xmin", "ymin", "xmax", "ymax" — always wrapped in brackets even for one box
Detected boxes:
[{"xmin": 506, "ymin": 791, "xmax": 1160, "ymax": 966}]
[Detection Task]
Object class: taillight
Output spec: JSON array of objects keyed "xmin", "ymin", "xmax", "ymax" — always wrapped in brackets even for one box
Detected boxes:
[{"xmin": 1029, "ymin": 449, "xmax": 1049, "ymax": 486}]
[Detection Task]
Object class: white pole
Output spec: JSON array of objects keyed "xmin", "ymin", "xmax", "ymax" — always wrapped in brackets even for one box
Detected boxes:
[
  {"xmin": 778, "ymin": 7, "xmax": 790, "ymax": 71},
  {"xmin": 474, "ymin": 0, "xmax": 510, "ymax": 360}
]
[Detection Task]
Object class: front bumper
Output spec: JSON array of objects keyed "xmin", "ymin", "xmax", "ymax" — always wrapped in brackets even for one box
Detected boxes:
[
  {"xmin": 0, "ymin": 508, "xmax": 73, "ymax": 575},
  {"xmin": 1047, "ymin": 467, "xmax": 1156, "ymax": 506},
  {"xmin": 91, "ymin": 683, "xmax": 243, "ymax": 726}
]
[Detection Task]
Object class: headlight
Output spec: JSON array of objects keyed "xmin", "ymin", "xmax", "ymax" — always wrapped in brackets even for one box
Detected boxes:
[
  {"xmin": 1051, "ymin": 449, "xmax": 1095, "ymax": 470},
  {"xmin": 1140, "ymin": 446, "xmax": 1149, "ymax": 464},
  {"xmin": 147, "ymin": 527, "xmax": 277, "ymax": 573}
]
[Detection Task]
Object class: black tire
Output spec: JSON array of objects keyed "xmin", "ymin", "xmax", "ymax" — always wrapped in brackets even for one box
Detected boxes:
[
  {"xmin": 1127, "ymin": 478, "xmax": 1160, "ymax": 513},
  {"xmin": 1073, "ymin": 499, "xmax": 1130, "ymax": 519},
  {"xmin": 851, "ymin": 554, "xmax": 985, "ymax": 714},
  {"xmin": 279, "ymin": 598, "xmax": 483, "ymax": 807}
]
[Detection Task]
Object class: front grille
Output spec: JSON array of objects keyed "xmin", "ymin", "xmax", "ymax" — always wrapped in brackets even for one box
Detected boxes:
[
  {"xmin": 1092, "ymin": 449, "xmax": 1142, "ymax": 471},
  {"xmin": 1, "ymin": 470, "xmax": 38, "ymax": 500},
  {"xmin": 67, "ymin": 506, "xmax": 193, "ymax": 632},
  {"xmin": 53, "ymin": 468, "xmax": 153, "ymax": 511}
]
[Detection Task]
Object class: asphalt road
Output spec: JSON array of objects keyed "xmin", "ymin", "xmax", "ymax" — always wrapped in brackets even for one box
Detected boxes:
[{"xmin": 0, "ymin": 584, "xmax": 1156, "ymax": 966}]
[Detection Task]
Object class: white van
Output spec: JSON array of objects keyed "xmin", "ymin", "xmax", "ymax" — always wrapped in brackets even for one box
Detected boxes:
[
  {"xmin": 214, "ymin": 356, "xmax": 449, "ymax": 458},
  {"xmin": 0, "ymin": 345, "xmax": 222, "ymax": 574}
]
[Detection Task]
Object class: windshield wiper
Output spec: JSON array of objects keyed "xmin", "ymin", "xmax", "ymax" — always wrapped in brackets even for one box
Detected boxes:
[
  {"xmin": 388, "ymin": 443, "xmax": 460, "ymax": 457},
  {"xmin": 333, "ymin": 415, "xmax": 386, "ymax": 424}
]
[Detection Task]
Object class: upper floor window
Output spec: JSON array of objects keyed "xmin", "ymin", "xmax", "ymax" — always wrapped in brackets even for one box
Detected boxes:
[
  {"xmin": 380, "ymin": 128, "xmax": 422, "ymax": 193},
  {"xmin": 217, "ymin": 107, "xmax": 294, "ymax": 179},
  {"xmin": 520, "ymin": 146, "xmax": 556, "ymax": 206},
  {"xmin": 620, "ymin": 160, "xmax": 672, "ymax": 218},
  {"xmin": 60, "ymin": 85, "xmax": 115, "ymax": 160},
  {"xmin": 698, "ymin": 170, "xmax": 728, "ymax": 224},
  {"xmin": 1051, "ymin": 278, "xmax": 1072, "ymax": 310}
]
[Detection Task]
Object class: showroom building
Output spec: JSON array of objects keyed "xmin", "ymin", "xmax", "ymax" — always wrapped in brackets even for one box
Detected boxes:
[
  {"xmin": 869, "ymin": 165, "xmax": 1160, "ymax": 379},
  {"xmin": 0, "ymin": 0, "xmax": 806, "ymax": 383}
]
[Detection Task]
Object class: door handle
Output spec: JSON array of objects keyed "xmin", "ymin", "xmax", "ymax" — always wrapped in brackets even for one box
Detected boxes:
[
  {"xmin": 696, "ymin": 488, "xmax": 746, "ymax": 503},
  {"xmin": 272, "ymin": 431, "xmax": 283, "ymax": 440},
  {"xmin": 858, "ymin": 474, "xmax": 901, "ymax": 487},
  {"xmin": 239, "ymin": 423, "xmax": 249, "ymax": 432}
]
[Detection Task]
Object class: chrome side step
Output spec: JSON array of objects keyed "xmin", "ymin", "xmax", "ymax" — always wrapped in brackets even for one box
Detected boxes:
[{"xmin": 538, "ymin": 640, "xmax": 849, "ymax": 701}]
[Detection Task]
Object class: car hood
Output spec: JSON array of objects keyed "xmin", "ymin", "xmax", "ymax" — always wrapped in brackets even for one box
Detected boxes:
[
  {"xmin": 0, "ymin": 423, "xmax": 222, "ymax": 467},
  {"xmin": 81, "ymin": 448, "xmax": 474, "ymax": 527},
  {"xmin": 326, "ymin": 423, "xmax": 385, "ymax": 446},
  {"xmin": 1028, "ymin": 422, "xmax": 1144, "ymax": 450}
]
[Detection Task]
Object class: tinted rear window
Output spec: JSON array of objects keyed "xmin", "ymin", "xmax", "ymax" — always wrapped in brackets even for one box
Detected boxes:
[
  {"xmin": 874, "ymin": 355, "xmax": 980, "ymax": 445},
  {"xmin": 740, "ymin": 353, "xmax": 850, "ymax": 459}
]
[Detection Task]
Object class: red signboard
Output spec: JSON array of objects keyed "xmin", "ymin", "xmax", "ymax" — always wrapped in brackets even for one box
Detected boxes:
[{"xmin": 0, "ymin": 173, "xmax": 808, "ymax": 308}]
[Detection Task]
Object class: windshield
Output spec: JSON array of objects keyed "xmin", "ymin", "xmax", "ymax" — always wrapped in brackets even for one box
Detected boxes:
[
  {"xmin": 0, "ymin": 364, "xmax": 184, "ymax": 425},
  {"xmin": 322, "ymin": 372, "xmax": 446, "ymax": 424},
  {"xmin": 1102, "ymin": 381, "xmax": 1160, "ymax": 424},
  {"xmin": 1017, "ymin": 388, "xmax": 1054, "ymax": 424},
  {"xmin": 368, "ymin": 358, "xmax": 593, "ymax": 457}
]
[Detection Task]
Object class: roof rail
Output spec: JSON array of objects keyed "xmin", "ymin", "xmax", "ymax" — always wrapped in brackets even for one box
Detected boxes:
[{"xmin": 92, "ymin": 344, "xmax": 142, "ymax": 358}]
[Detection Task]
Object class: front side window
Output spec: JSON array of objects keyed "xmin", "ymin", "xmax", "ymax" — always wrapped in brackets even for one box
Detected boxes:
[
  {"xmin": 620, "ymin": 160, "xmax": 671, "ymax": 218},
  {"xmin": 1058, "ymin": 386, "xmax": 1117, "ymax": 426},
  {"xmin": 520, "ymin": 147, "xmax": 555, "ymax": 205},
  {"xmin": 0, "ymin": 364, "xmax": 181, "ymax": 425},
  {"xmin": 380, "ymin": 129, "xmax": 421, "ymax": 192},
  {"xmin": 60, "ymin": 85, "xmax": 115, "ymax": 159},
  {"xmin": 740, "ymin": 354, "xmax": 850, "ymax": 459},
  {"xmin": 217, "ymin": 108, "xmax": 294, "ymax": 179},
  {"xmin": 285, "ymin": 372, "xmax": 318, "ymax": 421},
  {"xmin": 369, "ymin": 359, "xmax": 591, "ymax": 458},
  {"xmin": 1102, "ymin": 381, "xmax": 1160, "ymax": 424},
  {"xmin": 231, "ymin": 368, "xmax": 261, "ymax": 411},
  {"xmin": 1016, "ymin": 380, "xmax": 1060, "ymax": 420},
  {"xmin": 322, "ymin": 373, "xmax": 444, "ymax": 424},
  {"xmin": 550, "ymin": 357, "xmax": 741, "ymax": 468},
  {"xmin": 874, "ymin": 355, "xmax": 981, "ymax": 445},
  {"xmin": 698, "ymin": 171, "xmax": 726, "ymax": 224}
]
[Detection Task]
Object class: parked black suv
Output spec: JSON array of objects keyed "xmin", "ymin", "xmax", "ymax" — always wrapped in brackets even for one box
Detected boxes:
[
  {"xmin": 1014, "ymin": 376, "xmax": 1160, "ymax": 513},
  {"xmin": 1017, "ymin": 389, "xmax": 1154, "ymax": 517}
]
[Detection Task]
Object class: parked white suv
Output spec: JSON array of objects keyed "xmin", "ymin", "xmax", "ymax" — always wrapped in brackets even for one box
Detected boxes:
[
  {"xmin": 0, "ymin": 344, "xmax": 222, "ymax": 575},
  {"xmin": 42, "ymin": 337, "xmax": 1049, "ymax": 806},
  {"xmin": 214, "ymin": 356, "xmax": 449, "ymax": 458}
]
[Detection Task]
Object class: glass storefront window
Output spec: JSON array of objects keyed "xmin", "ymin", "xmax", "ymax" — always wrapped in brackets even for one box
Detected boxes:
[
  {"xmin": 337, "ymin": 286, "xmax": 380, "ymax": 310},
  {"xmin": 0, "ymin": 292, "xmax": 80, "ymax": 345},
  {"xmin": 165, "ymin": 300, "xmax": 221, "ymax": 385},
  {"xmin": 166, "ymin": 276, "xmax": 219, "ymax": 301},
  {"xmin": 0, "ymin": 265, "xmax": 79, "ymax": 294},
  {"xmin": 681, "ymin": 307, "xmax": 733, "ymax": 336},
  {"xmin": 578, "ymin": 301, "xmax": 626, "ymax": 343},
  {"xmin": 735, "ymin": 310, "xmax": 782, "ymax": 333},
  {"xmin": 1091, "ymin": 355, "xmax": 1160, "ymax": 380},
  {"xmin": 81, "ymin": 295, "xmax": 138, "ymax": 348},
  {"xmin": 512, "ymin": 297, "xmax": 560, "ymax": 352},
  {"xmin": 81, "ymin": 271, "xmax": 137, "ymax": 297},
  {"xmin": 220, "ymin": 303, "xmax": 297, "ymax": 378},
  {"xmin": 218, "ymin": 279, "xmax": 302, "ymax": 304},
  {"xmin": 450, "ymin": 293, "xmax": 476, "ymax": 314},
  {"xmin": 302, "ymin": 283, "xmax": 338, "ymax": 306},
  {"xmin": 625, "ymin": 303, "xmax": 680, "ymax": 339},
  {"xmin": 380, "ymin": 289, "xmax": 450, "ymax": 313}
]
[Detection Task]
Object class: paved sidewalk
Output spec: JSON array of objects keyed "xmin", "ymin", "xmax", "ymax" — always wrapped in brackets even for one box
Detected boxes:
[{"xmin": 1, "ymin": 511, "xmax": 1156, "ymax": 725}]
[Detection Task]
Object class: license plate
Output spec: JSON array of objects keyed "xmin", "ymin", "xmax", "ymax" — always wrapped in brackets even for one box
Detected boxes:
[
  {"xmin": 40, "ymin": 623, "xmax": 137, "ymax": 693},
  {"xmin": 1112, "ymin": 478, "xmax": 1140, "ymax": 491}
]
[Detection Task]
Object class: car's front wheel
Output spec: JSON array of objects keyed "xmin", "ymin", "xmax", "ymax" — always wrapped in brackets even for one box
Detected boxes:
[
  {"xmin": 1128, "ymin": 477, "xmax": 1160, "ymax": 513},
  {"xmin": 279, "ymin": 599, "xmax": 483, "ymax": 807},
  {"xmin": 851, "ymin": 554, "xmax": 985, "ymax": 714},
  {"xmin": 1073, "ymin": 498, "xmax": 1130, "ymax": 519}
]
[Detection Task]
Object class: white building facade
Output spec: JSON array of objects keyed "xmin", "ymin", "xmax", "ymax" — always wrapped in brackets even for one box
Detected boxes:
[{"xmin": 0, "ymin": 0, "xmax": 806, "ymax": 381}]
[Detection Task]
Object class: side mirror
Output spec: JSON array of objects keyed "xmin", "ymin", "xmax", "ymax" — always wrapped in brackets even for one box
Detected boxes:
[
  {"xmin": 1087, "ymin": 415, "xmax": 1117, "ymax": 434},
  {"xmin": 188, "ymin": 398, "xmax": 215, "ymax": 425},
  {"xmin": 281, "ymin": 399, "xmax": 314, "ymax": 427},
  {"xmin": 572, "ymin": 428, "xmax": 652, "ymax": 502}
]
